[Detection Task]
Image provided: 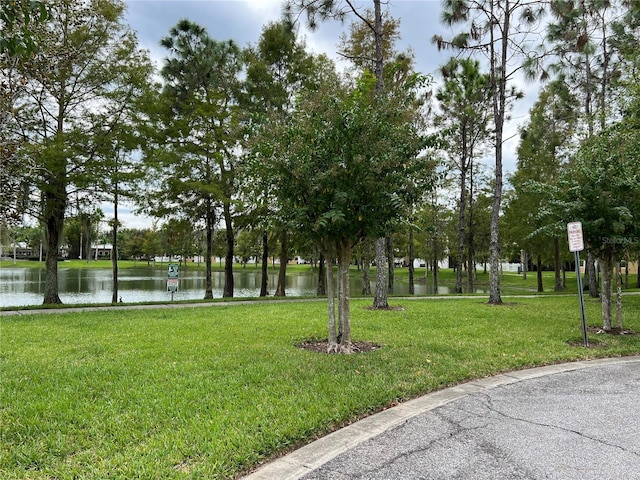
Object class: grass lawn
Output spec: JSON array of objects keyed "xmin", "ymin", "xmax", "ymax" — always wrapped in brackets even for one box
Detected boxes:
[{"xmin": 2, "ymin": 296, "xmax": 640, "ymax": 479}]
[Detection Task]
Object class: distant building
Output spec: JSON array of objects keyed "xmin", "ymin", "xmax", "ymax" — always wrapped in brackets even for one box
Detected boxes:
[
  {"xmin": 0, "ymin": 242, "xmax": 39, "ymax": 260},
  {"xmin": 91, "ymin": 244, "xmax": 113, "ymax": 260}
]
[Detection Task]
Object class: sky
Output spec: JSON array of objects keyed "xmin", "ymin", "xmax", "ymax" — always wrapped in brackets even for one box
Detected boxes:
[{"xmin": 116, "ymin": 0, "xmax": 540, "ymax": 229}]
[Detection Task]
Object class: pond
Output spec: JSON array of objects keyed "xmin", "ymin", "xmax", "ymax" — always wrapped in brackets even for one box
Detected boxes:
[{"xmin": 0, "ymin": 265, "xmax": 468, "ymax": 307}]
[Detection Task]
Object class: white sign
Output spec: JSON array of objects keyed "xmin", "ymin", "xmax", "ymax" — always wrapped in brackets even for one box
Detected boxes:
[
  {"xmin": 167, "ymin": 277, "xmax": 179, "ymax": 292},
  {"xmin": 567, "ymin": 222, "xmax": 584, "ymax": 252}
]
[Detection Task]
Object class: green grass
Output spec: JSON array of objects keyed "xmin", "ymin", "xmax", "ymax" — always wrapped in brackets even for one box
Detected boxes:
[
  {"xmin": 406, "ymin": 267, "xmax": 639, "ymax": 295},
  {"xmin": 2, "ymin": 296, "xmax": 640, "ymax": 479}
]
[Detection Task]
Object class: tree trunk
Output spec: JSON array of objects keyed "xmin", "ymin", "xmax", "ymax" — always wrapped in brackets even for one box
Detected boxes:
[
  {"xmin": 275, "ymin": 230, "xmax": 287, "ymax": 296},
  {"xmin": 409, "ymin": 227, "xmax": 415, "ymax": 295},
  {"xmin": 222, "ymin": 202, "xmax": 234, "ymax": 298},
  {"xmin": 260, "ymin": 230, "xmax": 268, "ymax": 297},
  {"xmin": 554, "ymin": 237, "xmax": 562, "ymax": 291},
  {"xmin": 111, "ymin": 196, "xmax": 119, "ymax": 305},
  {"xmin": 522, "ymin": 250, "xmax": 527, "ymax": 280},
  {"xmin": 536, "ymin": 254, "xmax": 543, "ymax": 293},
  {"xmin": 600, "ymin": 252, "xmax": 613, "ymax": 331},
  {"xmin": 43, "ymin": 226, "xmax": 62, "ymax": 304},
  {"xmin": 616, "ymin": 260, "xmax": 623, "ymax": 330},
  {"xmin": 467, "ymin": 244, "xmax": 475, "ymax": 291},
  {"xmin": 326, "ymin": 249, "xmax": 337, "ymax": 353},
  {"xmin": 317, "ymin": 252, "xmax": 326, "ymax": 296},
  {"xmin": 204, "ymin": 203, "xmax": 214, "ymax": 299},
  {"xmin": 488, "ymin": 0, "xmax": 509, "ymax": 306},
  {"xmin": 433, "ymin": 252, "xmax": 439, "ymax": 294},
  {"xmin": 362, "ymin": 239, "xmax": 371, "ymax": 295},
  {"xmin": 260, "ymin": 230, "xmax": 269, "ymax": 297},
  {"xmin": 337, "ymin": 241, "xmax": 352, "ymax": 352},
  {"xmin": 587, "ymin": 252, "xmax": 599, "ymax": 298},
  {"xmin": 467, "ymin": 159, "xmax": 475, "ymax": 292},
  {"xmin": 373, "ymin": 237, "xmax": 388, "ymax": 308},
  {"xmin": 42, "ymin": 178, "xmax": 65, "ymax": 304},
  {"xmin": 371, "ymin": 0, "xmax": 387, "ymax": 309},
  {"xmin": 488, "ymin": 155, "xmax": 503, "ymax": 305},
  {"xmin": 386, "ymin": 235, "xmax": 394, "ymax": 293},
  {"xmin": 456, "ymin": 159, "xmax": 467, "ymax": 294},
  {"xmin": 637, "ymin": 255, "xmax": 640, "ymax": 288},
  {"xmin": 84, "ymin": 215, "xmax": 92, "ymax": 262},
  {"xmin": 624, "ymin": 253, "xmax": 628, "ymax": 289}
]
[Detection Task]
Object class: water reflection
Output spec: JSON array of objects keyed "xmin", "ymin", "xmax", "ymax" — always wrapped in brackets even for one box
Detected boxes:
[{"xmin": 0, "ymin": 265, "xmax": 479, "ymax": 307}]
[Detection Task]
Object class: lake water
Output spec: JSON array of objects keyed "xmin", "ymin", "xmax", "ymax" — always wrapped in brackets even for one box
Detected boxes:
[{"xmin": 0, "ymin": 265, "xmax": 462, "ymax": 307}]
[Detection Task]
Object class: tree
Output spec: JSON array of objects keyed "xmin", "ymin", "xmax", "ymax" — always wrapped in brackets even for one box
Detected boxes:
[
  {"xmin": 162, "ymin": 218, "xmax": 195, "ymax": 268},
  {"xmin": 546, "ymin": 0, "xmax": 637, "ymax": 298},
  {"xmin": 0, "ymin": 1, "xmax": 48, "ymax": 226},
  {"xmin": 286, "ymin": 0, "xmax": 394, "ymax": 309},
  {"xmin": 7, "ymin": 0, "xmax": 153, "ymax": 304},
  {"xmin": 337, "ymin": 9, "xmax": 429, "ymax": 297},
  {"xmin": 142, "ymin": 228, "xmax": 161, "ymax": 266},
  {"xmin": 435, "ymin": 57, "xmax": 492, "ymax": 293},
  {"xmin": 548, "ymin": 0, "xmax": 630, "ymax": 135},
  {"xmin": 531, "ymin": 65, "xmax": 640, "ymax": 329},
  {"xmin": 121, "ymin": 228, "xmax": 146, "ymax": 263},
  {"xmin": 262, "ymin": 70, "xmax": 429, "ymax": 353},
  {"xmin": 434, "ymin": 0, "xmax": 544, "ymax": 304},
  {"xmin": 147, "ymin": 19, "xmax": 244, "ymax": 299},
  {"xmin": 555, "ymin": 123, "xmax": 640, "ymax": 331},
  {"xmin": 505, "ymin": 79, "xmax": 579, "ymax": 292},
  {"xmin": 243, "ymin": 20, "xmax": 319, "ymax": 297},
  {"xmin": 415, "ymin": 190, "xmax": 450, "ymax": 294},
  {"xmin": 91, "ymin": 48, "xmax": 153, "ymax": 303},
  {"xmin": 235, "ymin": 227, "xmax": 262, "ymax": 267}
]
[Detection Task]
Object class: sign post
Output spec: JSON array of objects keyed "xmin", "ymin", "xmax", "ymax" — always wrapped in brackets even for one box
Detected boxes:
[
  {"xmin": 167, "ymin": 263, "xmax": 179, "ymax": 301},
  {"xmin": 567, "ymin": 222, "xmax": 588, "ymax": 347}
]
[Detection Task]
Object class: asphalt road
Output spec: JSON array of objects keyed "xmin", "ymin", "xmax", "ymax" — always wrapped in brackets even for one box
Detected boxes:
[{"xmin": 244, "ymin": 356, "xmax": 640, "ymax": 480}]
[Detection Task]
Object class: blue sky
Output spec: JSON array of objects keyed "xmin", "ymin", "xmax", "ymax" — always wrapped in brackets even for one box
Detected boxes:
[{"xmin": 116, "ymin": 0, "xmax": 537, "ymax": 228}]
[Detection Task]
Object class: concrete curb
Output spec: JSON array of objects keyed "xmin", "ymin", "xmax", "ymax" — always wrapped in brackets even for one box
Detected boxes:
[{"xmin": 240, "ymin": 356, "xmax": 640, "ymax": 480}]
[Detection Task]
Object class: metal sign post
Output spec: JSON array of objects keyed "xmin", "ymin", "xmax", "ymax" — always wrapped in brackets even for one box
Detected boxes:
[
  {"xmin": 567, "ymin": 222, "xmax": 588, "ymax": 347},
  {"xmin": 167, "ymin": 263, "xmax": 179, "ymax": 302}
]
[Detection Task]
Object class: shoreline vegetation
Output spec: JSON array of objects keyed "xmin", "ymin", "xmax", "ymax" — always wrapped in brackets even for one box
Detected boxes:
[{"xmin": 1, "ymin": 294, "xmax": 639, "ymax": 478}]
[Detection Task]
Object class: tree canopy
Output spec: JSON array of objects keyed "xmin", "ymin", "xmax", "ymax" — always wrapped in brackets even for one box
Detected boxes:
[
  {"xmin": 6, "ymin": 0, "xmax": 153, "ymax": 304},
  {"xmin": 260, "ymin": 69, "xmax": 432, "ymax": 352}
]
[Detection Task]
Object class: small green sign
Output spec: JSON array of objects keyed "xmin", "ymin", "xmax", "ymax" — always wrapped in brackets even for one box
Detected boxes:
[{"xmin": 168, "ymin": 263, "xmax": 179, "ymax": 279}]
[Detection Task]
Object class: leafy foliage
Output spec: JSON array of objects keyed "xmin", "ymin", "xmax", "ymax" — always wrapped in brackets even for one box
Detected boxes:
[
  {"xmin": 264, "ymin": 72, "xmax": 431, "ymax": 250},
  {"xmin": 144, "ymin": 19, "xmax": 246, "ymax": 298},
  {"xmin": 567, "ymin": 127, "xmax": 640, "ymax": 256},
  {"xmin": 504, "ymin": 80, "xmax": 579, "ymax": 268},
  {"xmin": 433, "ymin": 0, "xmax": 546, "ymax": 304},
  {"xmin": 5, "ymin": 0, "xmax": 153, "ymax": 303},
  {"xmin": 0, "ymin": 0, "xmax": 48, "ymax": 56}
]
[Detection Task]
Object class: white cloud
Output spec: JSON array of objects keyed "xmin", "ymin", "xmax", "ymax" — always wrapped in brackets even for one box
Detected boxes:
[{"xmin": 238, "ymin": 0, "xmax": 283, "ymax": 15}]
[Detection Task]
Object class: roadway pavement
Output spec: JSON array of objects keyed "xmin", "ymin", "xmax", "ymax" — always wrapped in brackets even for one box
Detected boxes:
[{"xmin": 242, "ymin": 356, "xmax": 640, "ymax": 480}]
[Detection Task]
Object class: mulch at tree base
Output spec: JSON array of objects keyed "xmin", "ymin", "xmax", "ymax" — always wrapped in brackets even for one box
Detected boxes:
[
  {"xmin": 566, "ymin": 326, "xmax": 638, "ymax": 347},
  {"xmin": 362, "ymin": 306, "xmax": 405, "ymax": 311},
  {"xmin": 588, "ymin": 326, "xmax": 637, "ymax": 335},
  {"xmin": 297, "ymin": 339, "xmax": 382, "ymax": 354}
]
